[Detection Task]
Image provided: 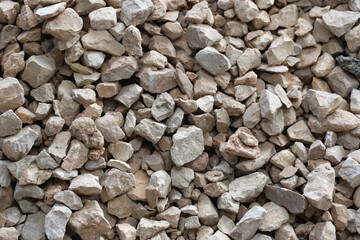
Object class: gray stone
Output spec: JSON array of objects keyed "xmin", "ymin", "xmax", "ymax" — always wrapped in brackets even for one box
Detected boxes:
[
  {"xmin": 137, "ymin": 67, "xmax": 177, "ymax": 94},
  {"xmin": 151, "ymin": 92, "xmax": 175, "ymax": 121},
  {"xmin": 195, "ymin": 47, "xmax": 231, "ymax": 75},
  {"xmin": 229, "ymin": 172, "xmax": 267, "ymax": 202},
  {"xmin": 134, "ymin": 119, "xmax": 166, "ymax": 144},
  {"xmin": 45, "ymin": 204, "xmax": 72, "ymax": 240},
  {"xmin": 115, "ymin": 83, "xmax": 143, "ymax": 108},
  {"xmin": 171, "ymin": 167, "xmax": 194, "ymax": 188},
  {"xmin": 136, "ymin": 218, "xmax": 170, "ymax": 240},
  {"xmin": 336, "ymin": 55, "xmax": 360, "ymax": 78},
  {"xmin": 21, "ymin": 211, "xmax": 46, "ymax": 240},
  {"xmin": 54, "ymin": 190, "xmax": 83, "ymax": 210},
  {"xmin": 322, "ymin": 10, "xmax": 360, "ymax": 37},
  {"xmin": 36, "ymin": 149, "xmax": 59, "ymax": 170},
  {"xmin": 186, "ymin": 24, "xmax": 222, "ymax": 49},
  {"xmin": 0, "ymin": 77, "xmax": 25, "ymax": 114},
  {"xmin": 21, "ymin": 54, "xmax": 56, "ymax": 88},
  {"xmin": 0, "ymin": 110, "xmax": 22, "ymax": 137},
  {"xmin": 120, "ymin": 0, "xmax": 154, "ymax": 26},
  {"xmin": 171, "ymin": 126, "xmax": 204, "ymax": 167}
]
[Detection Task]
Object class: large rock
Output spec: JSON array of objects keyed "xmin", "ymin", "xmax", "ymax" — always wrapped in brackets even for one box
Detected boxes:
[
  {"xmin": 0, "ymin": 110, "xmax": 22, "ymax": 137},
  {"xmin": 259, "ymin": 90, "xmax": 282, "ymax": 120},
  {"xmin": 303, "ymin": 163, "xmax": 335, "ymax": 211},
  {"xmin": 136, "ymin": 218, "xmax": 170, "ymax": 240},
  {"xmin": 88, "ymin": 6, "xmax": 116, "ymax": 30},
  {"xmin": 134, "ymin": 119, "xmax": 166, "ymax": 144},
  {"xmin": 339, "ymin": 158, "xmax": 360, "ymax": 188},
  {"xmin": 61, "ymin": 140, "xmax": 88, "ymax": 172},
  {"xmin": 137, "ymin": 67, "xmax": 177, "ymax": 94},
  {"xmin": 45, "ymin": 204, "xmax": 72, "ymax": 240},
  {"xmin": 120, "ymin": 0, "xmax": 154, "ymax": 26},
  {"xmin": 306, "ymin": 90, "xmax": 341, "ymax": 120},
  {"xmin": 229, "ymin": 206, "xmax": 266, "ymax": 240},
  {"xmin": 266, "ymin": 35, "xmax": 294, "ymax": 66},
  {"xmin": 69, "ymin": 174, "xmax": 102, "ymax": 195},
  {"xmin": 81, "ymin": 29, "xmax": 125, "ymax": 56},
  {"xmin": 195, "ymin": 47, "xmax": 231, "ymax": 75},
  {"xmin": 322, "ymin": 10, "xmax": 360, "ymax": 37},
  {"xmin": 151, "ymin": 92, "xmax": 175, "ymax": 121},
  {"xmin": 229, "ymin": 172, "xmax": 267, "ymax": 202},
  {"xmin": 234, "ymin": 0, "xmax": 259, "ymax": 23},
  {"xmin": 171, "ymin": 126, "xmax": 204, "ymax": 167},
  {"xmin": 21, "ymin": 54, "xmax": 56, "ymax": 88},
  {"xmin": 326, "ymin": 66, "xmax": 359, "ymax": 98},
  {"xmin": 103, "ymin": 168, "xmax": 135, "ymax": 199},
  {"xmin": 2, "ymin": 126, "xmax": 38, "ymax": 160},
  {"xmin": 186, "ymin": 24, "xmax": 222, "ymax": 49},
  {"xmin": 0, "ymin": 77, "xmax": 25, "ymax": 114},
  {"xmin": 108, "ymin": 194, "xmax": 136, "ymax": 219},
  {"xmin": 101, "ymin": 56, "xmax": 138, "ymax": 82},
  {"xmin": 198, "ymin": 194, "xmax": 219, "ymax": 225},
  {"xmin": 69, "ymin": 200, "xmax": 111, "ymax": 240},
  {"xmin": 336, "ymin": 55, "xmax": 360, "ymax": 78},
  {"xmin": 44, "ymin": 8, "xmax": 83, "ymax": 41},
  {"xmin": 259, "ymin": 202, "xmax": 289, "ymax": 232},
  {"xmin": 21, "ymin": 211, "xmax": 46, "ymax": 240}
]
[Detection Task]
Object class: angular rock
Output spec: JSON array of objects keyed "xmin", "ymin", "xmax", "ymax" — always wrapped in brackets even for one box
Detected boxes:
[
  {"xmin": 108, "ymin": 194, "xmax": 136, "ymax": 219},
  {"xmin": 339, "ymin": 158, "xmax": 360, "ymax": 188},
  {"xmin": 171, "ymin": 126, "xmax": 204, "ymax": 167},
  {"xmin": 115, "ymin": 83, "xmax": 143, "ymax": 108},
  {"xmin": 134, "ymin": 119, "xmax": 166, "ymax": 144},
  {"xmin": 34, "ymin": 2, "xmax": 66, "ymax": 19},
  {"xmin": 195, "ymin": 47, "xmax": 231, "ymax": 75},
  {"xmin": 326, "ymin": 66, "xmax": 359, "ymax": 98},
  {"xmin": 322, "ymin": 10, "xmax": 360, "ymax": 37},
  {"xmin": 88, "ymin": 7, "xmax": 116, "ymax": 30},
  {"xmin": 103, "ymin": 168, "xmax": 135, "ymax": 199},
  {"xmin": 21, "ymin": 54, "xmax": 56, "ymax": 88},
  {"xmin": 0, "ymin": 77, "xmax": 25, "ymax": 114},
  {"xmin": 54, "ymin": 190, "xmax": 83, "ymax": 210},
  {"xmin": 151, "ymin": 92, "xmax": 175, "ymax": 121},
  {"xmin": 137, "ymin": 218, "xmax": 170, "ymax": 240},
  {"xmin": 45, "ymin": 204, "xmax": 72, "ymax": 240},
  {"xmin": 186, "ymin": 24, "xmax": 222, "ymax": 49},
  {"xmin": 229, "ymin": 172, "xmax": 267, "ymax": 202},
  {"xmin": 101, "ymin": 56, "xmax": 139, "ymax": 82},
  {"xmin": 81, "ymin": 29, "xmax": 125, "ymax": 56},
  {"xmin": 69, "ymin": 174, "xmax": 102, "ymax": 195},
  {"xmin": 198, "ymin": 194, "xmax": 219, "ymax": 225},
  {"xmin": 0, "ymin": 110, "xmax": 22, "ymax": 137},
  {"xmin": 321, "ymin": 109, "xmax": 360, "ymax": 132},
  {"xmin": 266, "ymin": 35, "xmax": 294, "ymax": 66},
  {"xmin": 120, "ymin": 0, "xmax": 154, "ymax": 26}
]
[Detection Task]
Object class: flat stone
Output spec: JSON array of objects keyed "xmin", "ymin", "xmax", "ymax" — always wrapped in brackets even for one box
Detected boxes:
[
  {"xmin": 2, "ymin": 126, "xmax": 38, "ymax": 160},
  {"xmin": 229, "ymin": 206, "xmax": 266, "ymax": 240},
  {"xmin": 195, "ymin": 46, "xmax": 231, "ymax": 75},
  {"xmin": 149, "ymin": 35, "xmax": 176, "ymax": 58},
  {"xmin": 264, "ymin": 185, "xmax": 307, "ymax": 214},
  {"xmin": 304, "ymin": 163, "xmax": 335, "ymax": 210},
  {"xmin": 21, "ymin": 211, "xmax": 45, "ymax": 240},
  {"xmin": 44, "ymin": 8, "xmax": 83, "ymax": 41},
  {"xmin": 287, "ymin": 120, "xmax": 316, "ymax": 144},
  {"xmin": 18, "ymin": 164, "xmax": 52, "ymax": 185},
  {"xmin": 69, "ymin": 200, "xmax": 111, "ymax": 240},
  {"xmin": 171, "ymin": 126, "xmax": 204, "ymax": 167},
  {"xmin": 69, "ymin": 174, "xmax": 102, "ymax": 195},
  {"xmin": 81, "ymin": 29, "xmax": 125, "ymax": 56},
  {"xmin": 229, "ymin": 172, "xmax": 267, "ymax": 202},
  {"xmin": 45, "ymin": 204, "xmax": 72, "ymax": 240},
  {"xmin": 322, "ymin": 10, "xmax": 360, "ymax": 37},
  {"xmin": 136, "ymin": 218, "xmax": 170, "ymax": 240},
  {"xmin": 0, "ymin": 227, "xmax": 19, "ymax": 240},
  {"xmin": 295, "ymin": 44, "xmax": 322, "ymax": 69},
  {"xmin": 34, "ymin": 2, "xmax": 66, "ymax": 19},
  {"xmin": 120, "ymin": 0, "xmax": 154, "ymax": 26}
]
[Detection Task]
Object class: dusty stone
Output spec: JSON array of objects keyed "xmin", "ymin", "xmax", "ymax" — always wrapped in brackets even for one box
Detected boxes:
[
  {"xmin": 115, "ymin": 83, "xmax": 143, "ymax": 108},
  {"xmin": 44, "ymin": 8, "xmax": 82, "ymax": 41},
  {"xmin": 123, "ymin": 25, "xmax": 143, "ymax": 57},
  {"xmin": 88, "ymin": 7, "xmax": 116, "ymax": 30},
  {"xmin": 322, "ymin": 10, "xmax": 360, "ymax": 37},
  {"xmin": 171, "ymin": 167, "xmax": 194, "ymax": 188},
  {"xmin": 195, "ymin": 47, "xmax": 231, "ymax": 75},
  {"xmin": 151, "ymin": 92, "xmax": 175, "ymax": 121},
  {"xmin": 171, "ymin": 126, "xmax": 204, "ymax": 167},
  {"xmin": 339, "ymin": 158, "xmax": 360, "ymax": 188},
  {"xmin": 69, "ymin": 200, "xmax": 111, "ymax": 240},
  {"xmin": 186, "ymin": 24, "xmax": 222, "ymax": 49},
  {"xmin": 259, "ymin": 202, "xmax": 289, "ymax": 232},
  {"xmin": 96, "ymin": 115, "xmax": 125, "ymax": 143},
  {"xmin": 229, "ymin": 206, "xmax": 266, "ymax": 240},
  {"xmin": 309, "ymin": 221, "xmax": 336, "ymax": 240},
  {"xmin": 54, "ymin": 190, "xmax": 83, "ymax": 210},
  {"xmin": 81, "ymin": 29, "xmax": 125, "ymax": 56},
  {"xmin": 61, "ymin": 140, "xmax": 88, "ymax": 172},
  {"xmin": 306, "ymin": 90, "xmax": 341, "ymax": 120},
  {"xmin": 0, "ymin": 78, "xmax": 25, "ymax": 114},
  {"xmin": 120, "ymin": 0, "xmax": 154, "ymax": 26},
  {"xmin": 277, "ymin": 4, "xmax": 298, "ymax": 28},
  {"xmin": 137, "ymin": 218, "xmax": 170, "ymax": 240},
  {"xmin": 137, "ymin": 67, "xmax": 177, "ymax": 94},
  {"xmin": 101, "ymin": 56, "xmax": 138, "ymax": 82},
  {"xmin": 198, "ymin": 194, "xmax": 219, "ymax": 225},
  {"xmin": 287, "ymin": 120, "xmax": 316, "ymax": 144},
  {"xmin": 0, "ymin": 1, "xmax": 20, "ymax": 24},
  {"xmin": 108, "ymin": 194, "xmax": 136, "ymax": 219},
  {"xmin": 34, "ymin": 2, "xmax": 66, "ymax": 19},
  {"xmin": 322, "ymin": 109, "xmax": 360, "ymax": 132},
  {"xmin": 311, "ymin": 53, "xmax": 335, "ymax": 78},
  {"xmin": 45, "ymin": 204, "xmax": 72, "ymax": 240},
  {"xmin": 69, "ymin": 174, "xmax": 102, "ymax": 195},
  {"xmin": 304, "ymin": 163, "xmax": 335, "ymax": 210},
  {"xmin": 134, "ymin": 119, "xmax": 166, "ymax": 144},
  {"xmin": 103, "ymin": 168, "xmax": 135, "ymax": 199},
  {"xmin": 237, "ymin": 48, "xmax": 261, "ymax": 75},
  {"xmin": 21, "ymin": 211, "xmax": 45, "ymax": 240},
  {"xmin": 116, "ymin": 223, "xmax": 136, "ymax": 240},
  {"xmin": 229, "ymin": 172, "xmax": 267, "ymax": 202},
  {"xmin": 21, "ymin": 54, "xmax": 56, "ymax": 88},
  {"xmin": 0, "ymin": 110, "xmax": 22, "ymax": 137},
  {"xmin": 266, "ymin": 35, "xmax": 294, "ymax": 66},
  {"xmin": 234, "ymin": 0, "xmax": 259, "ymax": 23},
  {"xmin": 0, "ymin": 25, "xmax": 20, "ymax": 50}
]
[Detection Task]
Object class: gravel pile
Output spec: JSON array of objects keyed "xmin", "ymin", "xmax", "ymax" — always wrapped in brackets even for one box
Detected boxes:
[{"xmin": 1, "ymin": 0, "xmax": 360, "ymax": 239}]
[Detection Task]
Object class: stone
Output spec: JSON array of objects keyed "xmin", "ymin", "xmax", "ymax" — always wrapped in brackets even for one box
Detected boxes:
[
  {"xmin": 0, "ymin": 227, "xmax": 19, "ymax": 240},
  {"xmin": 115, "ymin": 83, "xmax": 143, "ymax": 108},
  {"xmin": 148, "ymin": 170, "xmax": 171, "ymax": 198},
  {"xmin": 0, "ymin": 1, "xmax": 20, "ymax": 24},
  {"xmin": 136, "ymin": 218, "xmax": 170, "ymax": 240},
  {"xmin": 45, "ymin": 204, "xmax": 72, "ymax": 240},
  {"xmin": 0, "ymin": 78, "xmax": 25, "ymax": 114},
  {"xmin": 69, "ymin": 174, "xmax": 102, "ymax": 195},
  {"xmin": 101, "ymin": 56, "xmax": 138, "ymax": 82},
  {"xmin": 336, "ymin": 55, "xmax": 360, "ymax": 78},
  {"xmin": 234, "ymin": 0, "xmax": 259, "ymax": 23},
  {"xmin": 2, "ymin": 50, "xmax": 25, "ymax": 78},
  {"xmin": 287, "ymin": 120, "xmax": 316, "ymax": 144},
  {"xmin": 303, "ymin": 163, "xmax": 335, "ymax": 211},
  {"xmin": 21, "ymin": 211, "xmax": 45, "ymax": 240},
  {"xmin": 270, "ymin": 149, "xmax": 296, "ymax": 169},
  {"xmin": 266, "ymin": 35, "xmax": 294, "ymax": 66},
  {"xmin": 18, "ymin": 164, "xmax": 52, "ymax": 185},
  {"xmin": 195, "ymin": 47, "xmax": 231, "ymax": 75},
  {"xmin": 229, "ymin": 172, "xmax": 267, "ymax": 202},
  {"xmin": 171, "ymin": 126, "xmax": 204, "ymax": 167},
  {"xmin": 34, "ymin": 2, "xmax": 66, "ymax": 19},
  {"xmin": 220, "ymin": 127, "xmax": 261, "ymax": 159},
  {"xmin": 237, "ymin": 48, "xmax": 261, "ymax": 75},
  {"xmin": 69, "ymin": 200, "xmax": 111, "ymax": 240},
  {"xmin": 151, "ymin": 92, "xmax": 175, "ymax": 121},
  {"xmin": 136, "ymin": 67, "xmax": 177, "ymax": 94},
  {"xmin": 0, "ymin": 110, "xmax": 22, "ymax": 137},
  {"xmin": 339, "ymin": 158, "xmax": 360, "ymax": 188},
  {"xmin": 306, "ymin": 90, "xmax": 341, "ymax": 120},
  {"xmin": 322, "ymin": 10, "xmax": 360, "ymax": 37},
  {"xmin": 295, "ymin": 44, "xmax": 322, "ymax": 69},
  {"xmin": 88, "ymin": 7, "xmax": 116, "ymax": 30},
  {"xmin": 108, "ymin": 194, "xmax": 136, "ymax": 219},
  {"xmin": 184, "ymin": 1, "xmax": 208, "ymax": 23},
  {"xmin": 198, "ymin": 194, "xmax": 219, "ymax": 225},
  {"xmin": 44, "ymin": 8, "xmax": 83, "ymax": 41},
  {"xmin": 2, "ymin": 126, "xmax": 38, "ymax": 160},
  {"xmin": 141, "ymin": 50, "xmax": 167, "ymax": 69},
  {"xmin": 21, "ymin": 54, "xmax": 56, "ymax": 88},
  {"xmin": 103, "ymin": 168, "xmax": 135, "ymax": 199},
  {"xmin": 54, "ymin": 190, "xmax": 83, "ymax": 210},
  {"xmin": 116, "ymin": 223, "xmax": 136, "ymax": 240},
  {"xmin": 259, "ymin": 202, "xmax": 289, "ymax": 232},
  {"xmin": 229, "ymin": 206, "xmax": 266, "ymax": 240},
  {"xmin": 48, "ymin": 131, "xmax": 71, "ymax": 162},
  {"xmin": 149, "ymin": 35, "xmax": 176, "ymax": 58},
  {"xmin": 345, "ymin": 24, "xmax": 360, "ymax": 52},
  {"xmin": 171, "ymin": 167, "xmax": 194, "ymax": 188},
  {"xmin": 157, "ymin": 206, "xmax": 181, "ymax": 228},
  {"xmin": 61, "ymin": 140, "xmax": 88, "ymax": 172},
  {"xmin": 81, "ymin": 29, "xmax": 125, "ymax": 56},
  {"xmin": 264, "ymin": 185, "xmax": 307, "ymax": 214},
  {"xmin": 322, "ymin": 109, "xmax": 360, "ymax": 132},
  {"xmin": 96, "ymin": 115, "xmax": 125, "ymax": 143},
  {"xmin": 186, "ymin": 24, "xmax": 222, "ymax": 49},
  {"xmin": 311, "ymin": 53, "xmax": 335, "ymax": 78},
  {"xmin": 120, "ymin": 0, "xmax": 154, "ymax": 26},
  {"xmin": 185, "ymin": 216, "xmax": 201, "ymax": 229},
  {"xmin": 0, "ymin": 25, "xmax": 20, "ymax": 50},
  {"xmin": 309, "ymin": 222, "xmax": 336, "ymax": 240},
  {"xmin": 277, "ymin": 4, "xmax": 298, "ymax": 28},
  {"xmin": 123, "ymin": 25, "xmax": 143, "ymax": 57},
  {"xmin": 260, "ymin": 89, "xmax": 282, "ymax": 120},
  {"xmin": 134, "ymin": 119, "xmax": 166, "ymax": 144},
  {"xmin": 331, "ymin": 203, "xmax": 348, "ymax": 231}
]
